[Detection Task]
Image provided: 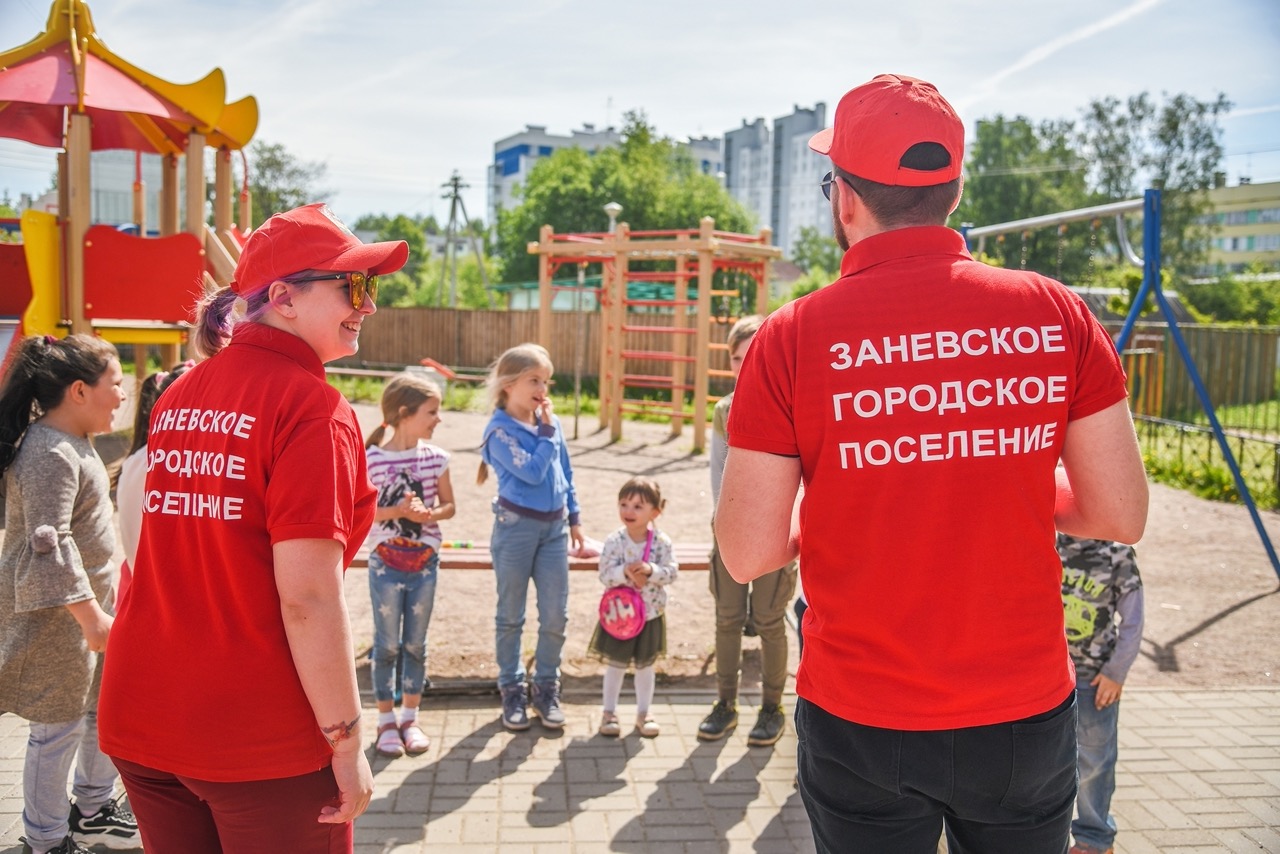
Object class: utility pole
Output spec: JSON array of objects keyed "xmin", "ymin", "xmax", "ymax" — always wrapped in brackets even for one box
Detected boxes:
[{"xmin": 438, "ymin": 171, "xmax": 494, "ymax": 308}]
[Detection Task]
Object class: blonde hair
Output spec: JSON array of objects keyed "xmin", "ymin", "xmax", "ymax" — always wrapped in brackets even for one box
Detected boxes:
[
  {"xmin": 485, "ymin": 343, "xmax": 553, "ymax": 413},
  {"xmin": 476, "ymin": 343, "xmax": 555, "ymax": 484},
  {"xmin": 726, "ymin": 314, "xmax": 764, "ymax": 354},
  {"xmin": 366, "ymin": 372, "xmax": 443, "ymax": 448}
]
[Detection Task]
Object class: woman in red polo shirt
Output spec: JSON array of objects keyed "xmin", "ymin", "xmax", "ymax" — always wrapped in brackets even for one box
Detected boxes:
[{"xmin": 100, "ymin": 204, "xmax": 406, "ymax": 853}]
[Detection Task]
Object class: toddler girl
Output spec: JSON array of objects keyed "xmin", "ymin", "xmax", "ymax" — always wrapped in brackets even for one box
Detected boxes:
[
  {"xmin": 478, "ymin": 343, "xmax": 583, "ymax": 731},
  {"xmin": 365, "ymin": 373, "xmax": 455, "ymax": 757},
  {"xmin": 589, "ymin": 476, "xmax": 678, "ymax": 737}
]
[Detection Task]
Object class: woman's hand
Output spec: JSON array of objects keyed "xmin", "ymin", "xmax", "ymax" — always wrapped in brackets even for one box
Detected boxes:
[
  {"xmin": 319, "ymin": 744, "xmax": 373, "ymax": 824},
  {"xmin": 569, "ymin": 524, "xmax": 585, "ymax": 553}
]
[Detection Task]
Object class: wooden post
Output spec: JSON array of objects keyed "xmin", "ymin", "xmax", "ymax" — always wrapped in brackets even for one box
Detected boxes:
[
  {"xmin": 132, "ymin": 152, "xmax": 146, "ymax": 236},
  {"xmin": 66, "ymin": 113, "xmax": 91, "ymax": 335},
  {"xmin": 185, "ymin": 132, "xmax": 206, "ymax": 239},
  {"xmin": 670, "ymin": 236, "xmax": 690, "ymax": 438},
  {"xmin": 239, "ymin": 186, "xmax": 253, "ymax": 233},
  {"xmin": 537, "ymin": 225, "xmax": 553, "ymax": 348},
  {"xmin": 132, "ymin": 344, "xmax": 149, "ymax": 397},
  {"xmin": 609, "ymin": 223, "xmax": 630, "ymax": 442},
  {"xmin": 598, "ymin": 254, "xmax": 613, "ymax": 432},
  {"xmin": 692, "ymin": 217, "xmax": 715, "ymax": 453},
  {"xmin": 160, "ymin": 153, "xmax": 179, "ymax": 236},
  {"xmin": 214, "ymin": 148, "xmax": 233, "ymax": 241},
  {"xmin": 159, "ymin": 342, "xmax": 181, "ymax": 370}
]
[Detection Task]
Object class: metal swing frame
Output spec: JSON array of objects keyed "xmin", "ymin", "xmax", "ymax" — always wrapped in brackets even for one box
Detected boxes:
[{"xmin": 965, "ymin": 189, "xmax": 1280, "ymax": 580}]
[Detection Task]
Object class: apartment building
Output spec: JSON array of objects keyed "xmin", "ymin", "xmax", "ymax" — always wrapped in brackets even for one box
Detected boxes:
[
  {"xmin": 487, "ymin": 123, "xmax": 623, "ymax": 228},
  {"xmin": 1204, "ymin": 179, "xmax": 1280, "ymax": 273}
]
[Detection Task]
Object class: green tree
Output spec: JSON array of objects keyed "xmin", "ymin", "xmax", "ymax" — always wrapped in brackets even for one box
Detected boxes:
[
  {"xmin": 377, "ymin": 214, "xmax": 428, "ymax": 278},
  {"xmin": 354, "ymin": 213, "xmax": 390, "ymax": 232},
  {"xmin": 244, "ymin": 140, "xmax": 330, "ymax": 226},
  {"xmin": 1081, "ymin": 91, "xmax": 1232, "ymax": 281},
  {"xmin": 495, "ymin": 112, "xmax": 753, "ymax": 283},
  {"xmin": 955, "ymin": 115, "xmax": 1094, "ymax": 279},
  {"xmin": 790, "ymin": 226, "xmax": 842, "ymax": 273},
  {"xmin": 1178, "ymin": 263, "xmax": 1280, "ymax": 324}
]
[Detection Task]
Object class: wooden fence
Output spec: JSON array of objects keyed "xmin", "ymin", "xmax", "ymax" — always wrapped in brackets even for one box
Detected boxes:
[
  {"xmin": 1103, "ymin": 322, "xmax": 1279, "ymax": 419},
  {"xmin": 339, "ymin": 310, "xmax": 1278, "ymax": 417}
]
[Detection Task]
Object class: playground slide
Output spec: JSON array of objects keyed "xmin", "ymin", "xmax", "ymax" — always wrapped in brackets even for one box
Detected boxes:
[{"xmin": 19, "ymin": 209, "xmax": 60, "ymax": 337}]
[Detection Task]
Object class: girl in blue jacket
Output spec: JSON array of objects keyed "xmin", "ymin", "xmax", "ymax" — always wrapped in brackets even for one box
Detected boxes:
[{"xmin": 478, "ymin": 343, "xmax": 583, "ymax": 732}]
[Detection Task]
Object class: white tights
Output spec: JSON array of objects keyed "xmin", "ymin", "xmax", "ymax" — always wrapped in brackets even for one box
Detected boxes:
[{"xmin": 602, "ymin": 663, "xmax": 655, "ymax": 716}]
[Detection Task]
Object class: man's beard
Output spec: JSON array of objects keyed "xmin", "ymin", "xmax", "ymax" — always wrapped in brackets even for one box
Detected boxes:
[{"xmin": 832, "ymin": 190, "xmax": 849, "ymax": 252}]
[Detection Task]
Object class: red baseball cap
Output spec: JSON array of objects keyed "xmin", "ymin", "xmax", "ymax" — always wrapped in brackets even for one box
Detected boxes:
[
  {"xmin": 809, "ymin": 74, "xmax": 964, "ymax": 187},
  {"xmin": 231, "ymin": 203, "xmax": 409, "ymax": 294}
]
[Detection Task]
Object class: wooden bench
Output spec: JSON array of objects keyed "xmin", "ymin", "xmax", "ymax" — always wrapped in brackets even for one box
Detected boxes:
[{"xmin": 352, "ymin": 541, "xmax": 712, "ymax": 572}]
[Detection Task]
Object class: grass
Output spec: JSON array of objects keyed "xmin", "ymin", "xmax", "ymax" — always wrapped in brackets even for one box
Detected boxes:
[
  {"xmin": 1137, "ymin": 418, "xmax": 1280, "ymax": 509},
  {"xmin": 1188, "ymin": 398, "xmax": 1280, "ymax": 438}
]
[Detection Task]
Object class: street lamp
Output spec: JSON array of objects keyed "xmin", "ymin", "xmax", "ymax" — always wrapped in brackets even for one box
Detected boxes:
[{"xmin": 604, "ymin": 201, "xmax": 622, "ymax": 233}]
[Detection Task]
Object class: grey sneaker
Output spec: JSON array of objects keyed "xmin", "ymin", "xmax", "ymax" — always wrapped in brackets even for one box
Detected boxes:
[
  {"xmin": 69, "ymin": 796, "xmax": 139, "ymax": 850},
  {"xmin": 500, "ymin": 683, "xmax": 530, "ymax": 731},
  {"xmin": 697, "ymin": 700, "xmax": 738, "ymax": 741},
  {"xmin": 747, "ymin": 703, "xmax": 786, "ymax": 746},
  {"xmin": 530, "ymin": 681, "xmax": 566, "ymax": 729}
]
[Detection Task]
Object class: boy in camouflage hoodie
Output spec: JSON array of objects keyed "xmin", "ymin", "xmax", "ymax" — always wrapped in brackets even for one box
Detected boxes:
[{"xmin": 1059, "ymin": 534, "xmax": 1145, "ymax": 854}]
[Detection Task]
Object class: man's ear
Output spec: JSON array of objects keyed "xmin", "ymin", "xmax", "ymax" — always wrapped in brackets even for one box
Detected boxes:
[{"xmin": 835, "ymin": 180, "xmax": 858, "ymax": 228}]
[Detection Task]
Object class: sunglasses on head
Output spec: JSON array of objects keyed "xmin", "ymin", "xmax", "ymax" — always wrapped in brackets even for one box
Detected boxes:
[{"xmin": 282, "ymin": 271, "xmax": 378, "ymax": 310}]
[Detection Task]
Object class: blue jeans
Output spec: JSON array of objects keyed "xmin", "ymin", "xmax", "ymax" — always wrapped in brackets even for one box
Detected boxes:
[
  {"xmin": 490, "ymin": 504, "xmax": 569, "ymax": 690},
  {"xmin": 796, "ymin": 694, "xmax": 1077, "ymax": 854},
  {"xmin": 368, "ymin": 551, "xmax": 439, "ymax": 702},
  {"xmin": 24, "ymin": 708, "xmax": 119, "ymax": 850},
  {"xmin": 1073, "ymin": 674, "xmax": 1120, "ymax": 850}
]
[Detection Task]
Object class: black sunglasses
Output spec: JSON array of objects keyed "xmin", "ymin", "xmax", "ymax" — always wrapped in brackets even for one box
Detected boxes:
[
  {"xmin": 820, "ymin": 169, "xmax": 862, "ymax": 201},
  {"xmin": 282, "ymin": 271, "xmax": 378, "ymax": 310},
  {"xmin": 820, "ymin": 171, "xmax": 837, "ymax": 200}
]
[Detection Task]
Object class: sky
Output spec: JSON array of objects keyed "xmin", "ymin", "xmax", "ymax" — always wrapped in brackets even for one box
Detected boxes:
[{"xmin": 1, "ymin": 0, "xmax": 1278, "ymax": 228}]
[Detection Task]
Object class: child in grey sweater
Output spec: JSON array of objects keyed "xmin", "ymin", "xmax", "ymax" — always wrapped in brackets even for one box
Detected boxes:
[{"xmin": 0, "ymin": 334, "xmax": 138, "ymax": 854}]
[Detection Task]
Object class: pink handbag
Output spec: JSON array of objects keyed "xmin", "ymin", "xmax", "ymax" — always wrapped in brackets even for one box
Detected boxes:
[{"xmin": 598, "ymin": 529, "xmax": 653, "ymax": 641}]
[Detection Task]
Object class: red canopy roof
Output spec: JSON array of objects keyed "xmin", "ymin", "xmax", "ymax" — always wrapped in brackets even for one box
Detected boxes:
[{"xmin": 0, "ymin": 43, "xmax": 199, "ymax": 151}]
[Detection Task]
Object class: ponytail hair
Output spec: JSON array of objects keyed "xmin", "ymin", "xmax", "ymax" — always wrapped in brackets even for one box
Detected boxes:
[
  {"xmin": 0, "ymin": 334, "xmax": 118, "ymax": 478},
  {"xmin": 191, "ymin": 283, "xmax": 276, "ymax": 360},
  {"xmin": 366, "ymin": 372, "xmax": 442, "ymax": 449},
  {"xmin": 476, "ymin": 343, "xmax": 555, "ymax": 485}
]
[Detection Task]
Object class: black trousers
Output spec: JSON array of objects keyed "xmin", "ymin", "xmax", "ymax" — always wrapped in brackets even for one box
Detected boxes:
[{"xmin": 796, "ymin": 693, "xmax": 1077, "ymax": 854}]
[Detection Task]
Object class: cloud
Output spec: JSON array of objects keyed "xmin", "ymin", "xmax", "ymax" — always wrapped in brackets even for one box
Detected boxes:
[
  {"xmin": 957, "ymin": 0, "xmax": 1164, "ymax": 112},
  {"xmin": 1230, "ymin": 104, "xmax": 1280, "ymax": 120}
]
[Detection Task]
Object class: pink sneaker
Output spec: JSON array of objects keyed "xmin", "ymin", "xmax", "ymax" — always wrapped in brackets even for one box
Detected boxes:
[{"xmin": 400, "ymin": 721, "xmax": 430, "ymax": 756}]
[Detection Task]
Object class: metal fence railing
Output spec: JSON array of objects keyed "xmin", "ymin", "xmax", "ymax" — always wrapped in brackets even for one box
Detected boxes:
[{"xmin": 1135, "ymin": 415, "xmax": 1280, "ymax": 509}]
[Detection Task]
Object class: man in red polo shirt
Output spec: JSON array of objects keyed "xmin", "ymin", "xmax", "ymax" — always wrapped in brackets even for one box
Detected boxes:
[{"xmin": 715, "ymin": 74, "xmax": 1148, "ymax": 854}]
